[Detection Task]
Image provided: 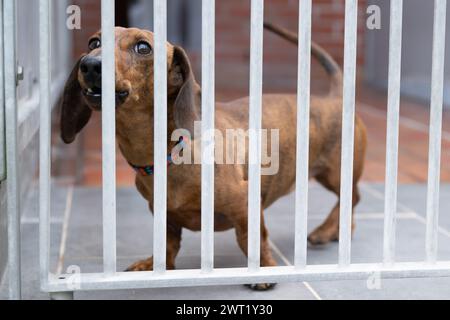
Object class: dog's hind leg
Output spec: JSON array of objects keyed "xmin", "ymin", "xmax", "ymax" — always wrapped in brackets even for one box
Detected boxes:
[
  {"xmin": 308, "ymin": 123, "xmax": 366, "ymax": 246},
  {"xmin": 125, "ymin": 219, "xmax": 182, "ymax": 271},
  {"xmin": 308, "ymin": 170, "xmax": 361, "ymax": 245}
]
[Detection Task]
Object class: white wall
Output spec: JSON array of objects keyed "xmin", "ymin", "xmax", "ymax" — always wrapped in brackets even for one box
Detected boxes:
[{"xmin": 365, "ymin": 0, "xmax": 450, "ymax": 107}]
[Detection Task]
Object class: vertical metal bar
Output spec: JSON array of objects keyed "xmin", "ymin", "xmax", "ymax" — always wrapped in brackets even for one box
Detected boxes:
[
  {"xmin": 294, "ymin": 0, "xmax": 312, "ymax": 269},
  {"xmin": 4, "ymin": 0, "xmax": 21, "ymax": 299},
  {"xmin": 153, "ymin": 0, "xmax": 167, "ymax": 273},
  {"xmin": 60, "ymin": 0, "xmax": 72, "ymax": 76},
  {"xmin": 383, "ymin": 0, "xmax": 403, "ymax": 265},
  {"xmin": 39, "ymin": 0, "xmax": 51, "ymax": 290},
  {"xmin": 101, "ymin": 0, "xmax": 116, "ymax": 274},
  {"xmin": 201, "ymin": 0, "xmax": 215, "ymax": 272},
  {"xmin": 248, "ymin": 0, "xmax": 264, "ymax": 272},
  {"xmin": 0, "ymin": 0, "xmax": 5, "ymax": 181},
  {"xmin": 338, "ymin": 0, "xmax": 358, "ymax": 267},
  {"xmin": 426, "ymin": 0, "xmax": 447, "ymax": 264}
]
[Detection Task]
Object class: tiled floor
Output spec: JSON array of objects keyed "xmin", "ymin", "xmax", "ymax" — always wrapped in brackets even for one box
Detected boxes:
[
  {"xmin": 2, "ymin": 182, "xmax": 450, "ymax": 300},
  {"xmin": 52, "ymin": 86, "xmax": 450, "ymax": 186}
]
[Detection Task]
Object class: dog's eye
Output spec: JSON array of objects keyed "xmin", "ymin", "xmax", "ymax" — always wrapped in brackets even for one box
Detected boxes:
[
  {"xmin": 88, "ymin": 38, "xmax": 101, "ymax": 51},
  {"xmin": 135, "ymin": 41, "xmax": 152, "ymax": 55}
]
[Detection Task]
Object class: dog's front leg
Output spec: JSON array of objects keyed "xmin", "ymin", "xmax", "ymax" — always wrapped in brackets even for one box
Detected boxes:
[
  {"xmin": 125, "ymin": 220, "xmax": 182, "ymax": 271},
  {"xmin": 233, "ymin": 210, "xmax": 277, "ymax": 290},
  {"xmin": 234, "ymin": 214, "xmax": 276, "ymax": 265}
]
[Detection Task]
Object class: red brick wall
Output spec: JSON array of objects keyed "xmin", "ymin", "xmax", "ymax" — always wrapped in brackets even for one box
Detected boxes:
[
  {"xmin": 68, "ymin": 0, "xmax": 367, "ymax": 96},
  {"xmin": 216, "ymin": 0, "xmax": 367, "ymax": 95},
  {"xmin": 71, "ymin": 0, "xmax": 101, "ymax": 59}
]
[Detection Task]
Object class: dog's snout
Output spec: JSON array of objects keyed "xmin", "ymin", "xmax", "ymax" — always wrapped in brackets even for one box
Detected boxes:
[{"xmin": 80, "ymin": 56, "xmax": 102, "ymax": 87}]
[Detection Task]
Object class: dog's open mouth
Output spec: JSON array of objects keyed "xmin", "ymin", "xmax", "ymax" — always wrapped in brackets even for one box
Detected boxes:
[{"xmin": 82, "ymin": 86, "xmax": 130, "ymax": 110}]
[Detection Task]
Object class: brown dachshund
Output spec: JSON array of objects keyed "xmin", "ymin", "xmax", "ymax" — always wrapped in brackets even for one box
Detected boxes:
[{"xmin": 61, "ymin": 23, "xmax": 367, "ymax": 290}]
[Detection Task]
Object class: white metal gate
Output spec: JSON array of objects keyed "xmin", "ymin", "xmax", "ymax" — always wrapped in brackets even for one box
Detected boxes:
[{"xmin": 3, "ymin": 0, "xmax": 449, "ymax": 300}]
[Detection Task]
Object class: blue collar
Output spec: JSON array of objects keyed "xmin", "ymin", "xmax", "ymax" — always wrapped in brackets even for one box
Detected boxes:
[{"xmin": 129, "ymin": 136, "xmax": 187, "ymax": 176}]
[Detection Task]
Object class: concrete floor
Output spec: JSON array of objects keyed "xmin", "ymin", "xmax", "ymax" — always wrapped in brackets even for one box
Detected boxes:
[{"xmin": 1, "ymin": 183, "xmax": 450, "ymax": 300}]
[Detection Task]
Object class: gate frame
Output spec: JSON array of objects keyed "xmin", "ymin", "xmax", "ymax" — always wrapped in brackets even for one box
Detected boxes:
[
  {"xmin": 0, "ymin": 0, "xmax": 6, "ymax": 182},
  {"xmin": 4, "ymin": 0, "xmax": 21, "ymax": 300}
]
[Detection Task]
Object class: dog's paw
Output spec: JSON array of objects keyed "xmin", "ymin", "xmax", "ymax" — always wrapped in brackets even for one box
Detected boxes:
[
  {"xmin": 307, "ymin": 226, "xmax": 339, "ymax": 245},
  {"xmin": 245, "ymin": 283, "xmax": 276, "ymax": 291},
  {"xmin": 125, "ymin": 258, "xmax": 153, "ymax": 272}
]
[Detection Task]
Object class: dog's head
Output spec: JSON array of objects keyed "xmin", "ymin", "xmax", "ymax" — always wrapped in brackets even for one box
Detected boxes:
[{"xmin": 61, "ymin": 27, "xmax": 200, "ymax": 144}]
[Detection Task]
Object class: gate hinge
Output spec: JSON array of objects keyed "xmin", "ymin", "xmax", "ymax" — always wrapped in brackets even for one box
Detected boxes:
[{"xmin": 16, "ymin": 65, "xmax": 24, "ymax": 86}]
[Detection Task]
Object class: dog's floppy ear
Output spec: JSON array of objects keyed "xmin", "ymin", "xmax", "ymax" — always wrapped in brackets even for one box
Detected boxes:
[
  {"xmin": 171, "ymin": 46, "xmax": 201, "ymax": 136},
  {"xmin": 60, "ymin": 55, "xmax": 92, "ymax": 144}
]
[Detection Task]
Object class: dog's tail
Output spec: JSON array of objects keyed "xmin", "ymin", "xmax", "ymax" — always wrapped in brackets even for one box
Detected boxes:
[{"xmin": 264, "ymin": 22, "xmax": 343, "ymax": 97}]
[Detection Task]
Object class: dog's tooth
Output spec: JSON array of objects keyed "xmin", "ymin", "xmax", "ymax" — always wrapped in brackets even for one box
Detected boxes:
[{"xmin": 87, "ymin": 88, "xmax": 94, "ymax": 94}]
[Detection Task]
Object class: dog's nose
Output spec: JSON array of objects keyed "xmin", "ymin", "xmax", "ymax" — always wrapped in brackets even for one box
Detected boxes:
[{"xmin": 80, "ymin": 56, "xmax": 102, "ymax": 87}]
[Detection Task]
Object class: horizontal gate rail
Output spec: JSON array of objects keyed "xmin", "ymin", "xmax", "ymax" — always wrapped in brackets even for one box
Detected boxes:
[
  {"xmin": 46, "ymin": 262, "xmax": 450, "ymax": 292},
  {"xmin": 36, "ymin": 0, "xmax": 450, "ymax": 297}
]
